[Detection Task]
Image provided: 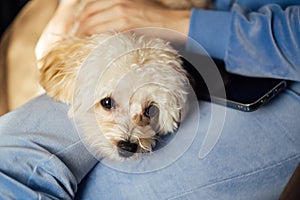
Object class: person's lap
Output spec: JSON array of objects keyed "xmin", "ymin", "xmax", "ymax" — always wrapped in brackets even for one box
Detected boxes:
[
  {"xmin": 0, "ymin": 83, "xmax": 299, "ymax": 199},
  {"xmin": 75, "ymin": 82, "xmax": 300, "ymax": 199},
  {"xmin": 0, "ymin": 94, "xmax": 97, "ymax": 199}
]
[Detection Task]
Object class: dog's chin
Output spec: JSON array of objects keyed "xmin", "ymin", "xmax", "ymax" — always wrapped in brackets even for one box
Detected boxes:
[
  {"xmin": 83, "ymin": 134, "xmax": 158, "ymax": 161},
  {"xmin": 73, "ymin": 113, "xmax": 158, "ymax": 161}
]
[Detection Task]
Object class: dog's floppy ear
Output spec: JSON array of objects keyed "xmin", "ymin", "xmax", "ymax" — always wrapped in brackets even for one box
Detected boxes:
[{"xmin": 39, "ymin": 36, "xmax": 96, "ymax": 104}]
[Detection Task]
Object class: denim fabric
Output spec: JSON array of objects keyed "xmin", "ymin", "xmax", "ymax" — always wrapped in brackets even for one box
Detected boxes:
[
  {"xmin": 189, "ymin": 1, "xmax": 300, "ymax": 81},
  {"xmin": 0, "ymin": 95, "xmax": 97, "ymax": 199},
  {"xmin": 75, "ymin": 82, "xmax": 300, "ymax": 199},
  {"xmin": 1, "ymin": 85, "xmax": 299, "ymax": 199},
  {"xmin": 188, "ymin": 9, "xmax": 232, "ymax": 60},
  {"xmin": 226, "ymin": 4, "xmax": 300, "ymax": 81}
]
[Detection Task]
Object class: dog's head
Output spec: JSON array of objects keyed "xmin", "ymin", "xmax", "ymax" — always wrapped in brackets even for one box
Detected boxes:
[{"xmin": 39, "ymin": 33, "xmax": 189, "ymax": 160}]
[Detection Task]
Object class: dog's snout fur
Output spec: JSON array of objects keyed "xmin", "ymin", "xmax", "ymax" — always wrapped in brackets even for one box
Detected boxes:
[{"xmin": 132, "ymin": 114, "xmax": 150, "ymax": 127}]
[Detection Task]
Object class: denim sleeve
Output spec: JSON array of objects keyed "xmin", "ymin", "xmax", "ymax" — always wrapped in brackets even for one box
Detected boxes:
[
  {"xmin": 188, "ymin": 4, "xmax": 300, "ymax": 81},
  {"xmin": 188, "ymin": 8, "xmax": 232, "ymax": 60},
  {"xmin": 226, "ymin": 4, "xmax": 300, "ymax": 81}
]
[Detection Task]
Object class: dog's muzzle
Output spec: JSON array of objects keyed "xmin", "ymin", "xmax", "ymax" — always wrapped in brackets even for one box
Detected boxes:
[{"xmin": 117, "ymin": 140, "xmax": 138, "ymax": 158}]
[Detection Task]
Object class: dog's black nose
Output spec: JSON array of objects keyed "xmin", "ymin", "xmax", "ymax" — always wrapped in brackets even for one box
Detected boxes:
[{"xmin": 117, "ymin": 141, "xmax": 138, "ymax": 158}]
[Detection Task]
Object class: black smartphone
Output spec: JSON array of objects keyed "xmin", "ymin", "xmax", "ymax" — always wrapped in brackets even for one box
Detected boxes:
[{"xmin": 182, "ymin": 57, "xmax": 287, "ymax": 112}]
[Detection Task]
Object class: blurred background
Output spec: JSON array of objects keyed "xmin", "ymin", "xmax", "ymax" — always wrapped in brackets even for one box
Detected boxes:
[
  {"xmin": 0, "ymin": 0, "xmax": 29, "ymax": 116},
  {"xmin": 0, "ymin": 0, "xmax": 29, "ymax": 37},
  {"xmin": 0, "ymin": 0, "xmax": 58, "ymax": 116}
]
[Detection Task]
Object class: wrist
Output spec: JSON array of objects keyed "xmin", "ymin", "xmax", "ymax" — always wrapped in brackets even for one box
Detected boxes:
[
  {"xmin": 169, "ymin": 10, "xmax": 191, "ymax": 35},
  {"xmin": 53, "ymin": 1, "xmax": 78, "ymax": 34}
]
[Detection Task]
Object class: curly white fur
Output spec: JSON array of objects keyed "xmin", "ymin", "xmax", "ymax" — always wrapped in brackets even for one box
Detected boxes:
[{"xmin": 39, "ymin": 32, "xmax": 189, "ymax": 160}]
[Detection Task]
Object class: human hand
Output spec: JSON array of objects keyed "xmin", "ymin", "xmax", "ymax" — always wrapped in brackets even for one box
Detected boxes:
[
  {"xmin": 35, "ymin": 0, "xmax": 192, "ymax": 61},
  {"xmin": 35, "ymin": 0, "xmax": 81, "ymax": 60},
  {"xmin": 75, "ymin": 0, "xmax": 191, "ymax": 37}
]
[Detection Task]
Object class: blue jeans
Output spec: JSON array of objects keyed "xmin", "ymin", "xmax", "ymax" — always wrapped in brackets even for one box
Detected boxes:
[{"xmin": 0, "ymin": 82, "xmax": 300, "ymax": 200}]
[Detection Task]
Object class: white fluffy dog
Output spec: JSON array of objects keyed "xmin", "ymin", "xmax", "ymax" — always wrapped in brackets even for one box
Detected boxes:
[{"xmin": 39, "ymin": 32, "xmax": 190, "ymax": 160}]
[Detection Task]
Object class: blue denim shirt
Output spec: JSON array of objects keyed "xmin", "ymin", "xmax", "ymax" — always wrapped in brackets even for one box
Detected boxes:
[{"xmin": 189, "ymin": 0, "xmax": 300, "ymax": 81}]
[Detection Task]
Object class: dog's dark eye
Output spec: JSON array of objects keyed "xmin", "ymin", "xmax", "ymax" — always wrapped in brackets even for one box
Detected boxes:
[
  {"xmin": 100, "ymin": 97, "xmax": 115, "ymax": 110},
  {"xmin": 145, "ymin": 105, "xmax": 158, "ymax": 118}
]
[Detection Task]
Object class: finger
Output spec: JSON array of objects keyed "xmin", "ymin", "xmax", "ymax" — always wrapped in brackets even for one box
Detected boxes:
[
  {"xmin": 76, "ymin": 17, "xmax": 134, "ymax": 36},
  {"xmin": 78, "ymin": 0, "xmax": 127, "ymax": 22},
  {"xmin": 77, "ymin": 1, "xmax": 139, "ymax": 36},
  {"xmin": 78, "ymin": 3, "xmax": 125, "ymax": 30}
]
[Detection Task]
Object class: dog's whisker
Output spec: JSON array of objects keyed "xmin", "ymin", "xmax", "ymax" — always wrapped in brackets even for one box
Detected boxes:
[{"xmin": 136, "ymin": 137, "xmax": 155, "ymax": 153}]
